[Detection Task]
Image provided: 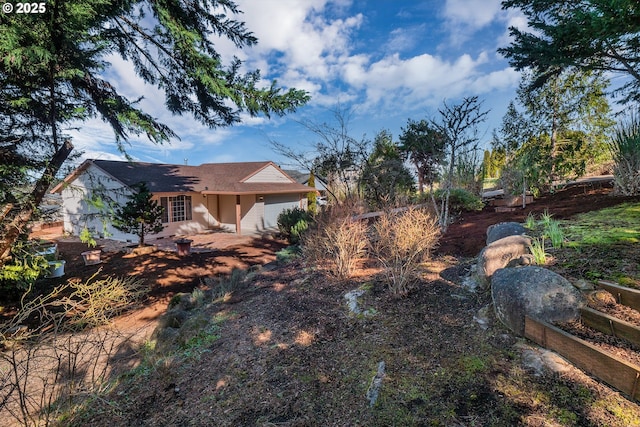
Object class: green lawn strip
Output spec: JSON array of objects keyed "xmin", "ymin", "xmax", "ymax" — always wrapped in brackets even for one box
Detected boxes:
[
  {"xmin": 555, "ymin": 203, "xmax": 640, "ymax": 287},
  {"xmin": 564, "ymin": 203, "xmax": 640, "ymax": 246}
]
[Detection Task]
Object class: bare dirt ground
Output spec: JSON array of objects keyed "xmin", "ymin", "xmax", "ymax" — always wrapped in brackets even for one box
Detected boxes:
[{"xmin": 6, "ymin": 180, "xmax": 640, "ymax": 426}]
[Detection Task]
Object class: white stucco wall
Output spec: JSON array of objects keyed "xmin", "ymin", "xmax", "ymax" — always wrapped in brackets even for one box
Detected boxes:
[
  {"xmin": 60, "ymin": 166, "xmax": 217, "ymax": 243},
  {"xmin": 59, "ymin": 163, "xmax": 135, "ymax": 242}
]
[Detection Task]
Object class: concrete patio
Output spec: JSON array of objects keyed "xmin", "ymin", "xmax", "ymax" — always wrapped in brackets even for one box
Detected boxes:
[{"xmin": 53, "ymin": 230, "xmax": 275, "ymax": 254}]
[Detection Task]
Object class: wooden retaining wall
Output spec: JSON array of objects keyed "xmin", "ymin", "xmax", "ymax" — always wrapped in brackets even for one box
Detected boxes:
[
  {"xmin": 597, "ymin": 280, "xmax": 640, "ymax": 310},
  {"xmin": 524, "ymin": 316, "xmax": 640, "ymax": 402},
  {"xmin": 581, "ymin": 307, "xmax": 640, "ymax": 348}
]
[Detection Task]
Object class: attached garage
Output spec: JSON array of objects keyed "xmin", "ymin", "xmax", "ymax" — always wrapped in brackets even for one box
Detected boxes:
[{"xmin": 263, "ymin": 194, "xmax": 302, "ymax": 229}]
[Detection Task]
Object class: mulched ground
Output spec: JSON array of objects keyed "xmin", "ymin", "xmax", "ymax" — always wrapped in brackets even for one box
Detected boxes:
[
  {"xmin": 438, "ymin": 180, "xmax": 639, "ymax": 257},
  {"xmin": 52, "ymin": 236, "xmax": 287, "ymax": 302},
  {"xmin": 6, "ymin": 179, "xmax": 640, "ymax": 426},
  {"xmin": 558, "ymin": 319, "xmax": 640, "ymax": 367}
]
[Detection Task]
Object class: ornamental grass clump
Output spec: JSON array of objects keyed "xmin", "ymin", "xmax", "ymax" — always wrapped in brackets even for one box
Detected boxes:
[
  {"xmin": 524, "ymin": 212, "xmax": 537, "ymax": 230},
  {"xmin": 529, "ymin": 237, "xmax": 548, "ymax": 265},
  {"xmin": 545, "ymin": 219, "xmax": 565, "ymax": 249},
  {"xmin": 370, "ymin": 208, "xmax": 440, "ymax": 296},
  {"xmin": 610, "ymin": 115, "xmax": 640, "ymax": 196}
]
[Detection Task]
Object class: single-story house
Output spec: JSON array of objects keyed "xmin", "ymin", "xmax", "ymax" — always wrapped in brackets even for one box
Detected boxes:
[{"xmin": 51, "ymin": 159, "xmax": 312, "ymax": 241}]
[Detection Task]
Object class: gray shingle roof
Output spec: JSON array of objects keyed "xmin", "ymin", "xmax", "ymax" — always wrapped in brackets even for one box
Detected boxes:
[{"xmin": 54, "ymin": 160, "xmax": 312, "ymax": 195}]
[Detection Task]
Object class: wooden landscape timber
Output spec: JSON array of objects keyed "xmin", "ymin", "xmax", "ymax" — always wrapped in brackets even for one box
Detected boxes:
[
  {"xmin": 524, "ymin": 316, "xmax": 640, "ymax": 402},
  {"xmin": 489, "ymin": 194, "xmax": 534, "ymax": 207},
  {"xmin": 597, "ymin": 280, "xmax": 640, "ymax": 310},
  {"xmin": 581, "ymin": 307, "xmax": 640, "ymax": 348}
]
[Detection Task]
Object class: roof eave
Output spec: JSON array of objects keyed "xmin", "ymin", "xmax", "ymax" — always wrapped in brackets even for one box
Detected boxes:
[{"xmin": 202, "ymin": 189, "xmax": 310, "ymax": 196}]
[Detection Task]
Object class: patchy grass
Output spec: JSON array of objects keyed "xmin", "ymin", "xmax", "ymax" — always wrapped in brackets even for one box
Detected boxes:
[
  {"xmin": 554, "ymin": 203, "xmax": 640, "ymax": 288},
  {"xmin": 564, "ymin": 203, "xmax": 640, "ymax": 246}
]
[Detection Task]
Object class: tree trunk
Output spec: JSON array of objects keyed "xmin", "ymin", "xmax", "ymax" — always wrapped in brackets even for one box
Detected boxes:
[
  {"xmin": 549, "ymin": 79, "xmax": 559, "ymax": 185},
  {"xmin": 139, "ymin": 223, "xmax": 145, "ymax": 247},
  {"xmin": 0, "ymin": 140, "xmax": 73, "ymax": 263},
  {"xmin": 415, "ymin": 161, "xmax": 424, "ymax": 194}
]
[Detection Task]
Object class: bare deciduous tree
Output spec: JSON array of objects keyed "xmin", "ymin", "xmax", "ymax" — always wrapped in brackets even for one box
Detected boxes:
[
  {"xmin": 431, "ymin": 96, "xmax": 489, "ymax": 231},
  {"xmin": 271, "ymin": 106, "xmax": 371, "ymax": 203}
]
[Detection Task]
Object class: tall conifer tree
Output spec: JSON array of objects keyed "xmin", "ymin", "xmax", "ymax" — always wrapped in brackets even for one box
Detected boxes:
[{"xmin": 0, "ymin": 1, "xmax": 309, "ymax": 261}]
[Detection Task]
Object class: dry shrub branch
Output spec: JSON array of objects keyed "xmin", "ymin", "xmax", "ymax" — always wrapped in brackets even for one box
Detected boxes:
[
  {"xmin": 0, "ymin": 274, "xmax": 148, "ymax": 426},
  {"xmin": 302, "ymin": 213, "xmax": 368, "ymax": 280},
  {"xmin": 371, "ymin": 208, "xmax": 440, "ymax": 296}
]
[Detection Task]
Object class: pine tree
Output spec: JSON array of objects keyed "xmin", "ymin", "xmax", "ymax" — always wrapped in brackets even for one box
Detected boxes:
[
  {"xmin": 500, "ymin": 0, "xmax": 640, "ymax": 103},
  {"xmin": 398, "ymin": 119, "xmax": 446, "ymax": 194},
  {"xmin": 362, "ymin": 130, "xmax": 415, "ymax": 209},
  {"xmin": 113, "ymin": 183, "xmax": 165, "ymax": 247}
]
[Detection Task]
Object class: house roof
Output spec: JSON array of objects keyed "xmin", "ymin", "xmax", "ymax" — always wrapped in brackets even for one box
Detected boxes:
[
  {"xmin": 52, "ymin": 160, "xmax": 312, "ymax": 195},
  {"xmin": 282, "ymin": 169, "xmax": 308, "ymax": 183},
  {"xmin": 282, "ymin": 169, "xmax": 328, "ymax": 188}
]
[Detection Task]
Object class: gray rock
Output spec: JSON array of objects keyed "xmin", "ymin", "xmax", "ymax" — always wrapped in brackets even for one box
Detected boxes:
[
  {"xmin": 476, "ymin": 235, "xmax": 532, "ymax": 290},
  {"xmin": 156, "ymin": 309, "xmax": 189, "ymax": 330},
  {"xmin": 474, "ymin": 304, "xmax": 492, "ymax": 330},
  {"xmin": 506, "ymin": 254, "xmax": 535, "ymax": 268},
  {"xmin": 516, "ymin": 342, "xmax": 573, "ymax": 376},
  {"xmin": 486, "ymin": 222, "xmax": 527, "ymax": 246},
  {"xmin": 491, "ymin": 266, "xmax": 584, "ymax": 336},
  {"xmin": 152, "ymin": 327, "xmax": 180, "ymax": 354},
  {"xmin": 571, "ymin": 278, "xmax": 596, "ymax": 291}
]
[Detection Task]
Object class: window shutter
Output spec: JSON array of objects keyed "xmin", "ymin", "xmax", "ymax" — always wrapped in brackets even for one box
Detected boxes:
[
  {"xmin": 185, "ymin": 196, "xmax": 192, "ymax": 220},
  {"xmin": 160, "ymin": 197, "xmax": 169, "ymax": 223}
]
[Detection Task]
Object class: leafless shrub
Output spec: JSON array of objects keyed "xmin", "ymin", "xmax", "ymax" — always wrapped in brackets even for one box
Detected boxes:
[
  {"xmin": 302, "ymin": 211, "xmax": 368, "ymax": 280},
  {"xmin": 370, "ymin": 208, "xmax": 440, "ymax": 296},
  {"xmin": 66, "ymin": 273, "xmax": 147, "ymax": 329},
  {"xmin": 0, "ymin": 274, "xmax": 148, "ymax": 426}
]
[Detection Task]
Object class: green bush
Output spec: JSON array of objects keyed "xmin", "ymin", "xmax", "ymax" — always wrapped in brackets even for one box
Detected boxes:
[
  {"xmin": 0, "ymin": 240, "xmax": 50, "ymax": 294},
  {"xmin": 434, "ymin": 188, "xmax": 484, "ymax": 212},
  {"xmin": 277, "ymin": 207, "xmax": 313, "ymax": 244}
]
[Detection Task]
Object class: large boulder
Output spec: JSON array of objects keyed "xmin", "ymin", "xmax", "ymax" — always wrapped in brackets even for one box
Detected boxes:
[
  {"xmin": 476, "ymin": 235, "xmax": 532, "ymax": 290},
  {"xmin": 491, "ymin": 266, "xmax": 584, "ymax": 336},
  {"xmin": 486, "ymin": 222, "xmax": 527, "ymax": 246}
]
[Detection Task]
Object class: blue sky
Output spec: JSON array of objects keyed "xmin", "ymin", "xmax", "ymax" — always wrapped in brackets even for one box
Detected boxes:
[{"xmin": 68, "ymin": 0, "xmax": 528, "ymax": 170}]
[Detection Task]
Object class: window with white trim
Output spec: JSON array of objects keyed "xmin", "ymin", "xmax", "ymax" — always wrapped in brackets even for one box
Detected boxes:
[{"xmin": 160, "ymin": 195, "xmax": 192, "ymax": 223}]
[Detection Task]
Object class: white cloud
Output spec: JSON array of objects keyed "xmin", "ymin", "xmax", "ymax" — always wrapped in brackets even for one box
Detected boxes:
[
  {"xmin": 343, "ymin": 52, "xmax": 494, "ymax": 110},
  {"xmin": 67, "ymin": 0, "xmax": 525, "ymax": 165},
  {"xmin": 496, "ymin": 9, "xmax": 532, "ymax": 51},
  {"xmin": 469, "ymin": 67, "xmax": 521, "ymax": 94},
  {"xmin": 234, "ymin": 0, "xmax": 362, "ymax": 89},
  {"xmin": 384, "ymin": 24, "xmax": 428, "ymax": 53},
  {"xmin": 230, "ymin": 0, "xmax": 518, "ymax": 116},
  {"xmin": 443, "ymin": 0, "xmax": 503, "ymax": 29}
]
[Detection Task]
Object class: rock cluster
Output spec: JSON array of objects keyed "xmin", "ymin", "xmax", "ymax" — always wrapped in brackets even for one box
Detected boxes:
[{"xmin": 472, "ymin": 221, "xmax": 584, "ymax": 336}]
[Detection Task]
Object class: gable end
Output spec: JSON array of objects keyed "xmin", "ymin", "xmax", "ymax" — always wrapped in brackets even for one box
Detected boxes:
[{"xmin": 243, "ymin": 163, "xmax": 295, "ymax": 183}]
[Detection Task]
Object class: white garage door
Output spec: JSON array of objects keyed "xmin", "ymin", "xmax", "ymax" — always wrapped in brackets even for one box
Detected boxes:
[{"xmin": 264, "ymin": 194, "xmax": 300, "ymax": 229}]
